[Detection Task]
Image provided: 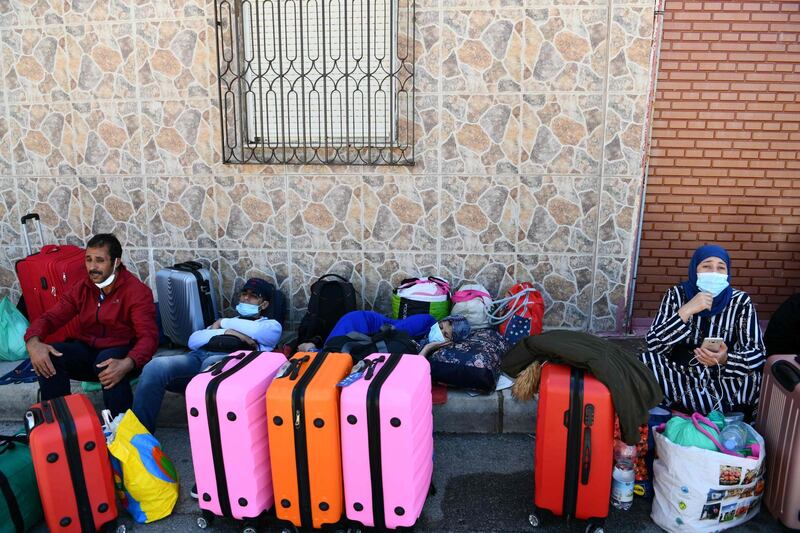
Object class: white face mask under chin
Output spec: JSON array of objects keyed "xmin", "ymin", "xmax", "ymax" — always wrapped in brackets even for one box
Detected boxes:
[{"xmin": 95, "ymin": 262, "xmax": 119, "ymax": 290}]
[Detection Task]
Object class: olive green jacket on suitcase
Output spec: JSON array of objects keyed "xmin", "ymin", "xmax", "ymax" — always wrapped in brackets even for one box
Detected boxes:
[{"xmin": 0, "ymin": 434, "xmax": 43, "ymax": 533}]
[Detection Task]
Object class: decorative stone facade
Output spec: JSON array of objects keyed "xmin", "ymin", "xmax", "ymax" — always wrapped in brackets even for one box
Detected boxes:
[{"xmin": 0, "ymin": 0, "xmax": 657, "ymax": 332}]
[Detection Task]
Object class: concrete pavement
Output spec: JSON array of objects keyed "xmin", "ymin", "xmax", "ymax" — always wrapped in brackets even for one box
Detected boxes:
[{"xmin": 0, "ymin": 425, "xmax": 781, "ymax": 532}]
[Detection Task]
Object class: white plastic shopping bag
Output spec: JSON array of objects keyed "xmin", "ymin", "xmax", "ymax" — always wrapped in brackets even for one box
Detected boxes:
[{"xmin": 651, "ymin": 424, "xmax": 766, "ymax": 532}]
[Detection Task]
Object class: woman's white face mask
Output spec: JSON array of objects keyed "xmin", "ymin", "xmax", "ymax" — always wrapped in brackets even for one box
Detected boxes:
[{"xmin": 696, "ymin": 272, "xmax": 729, "ymax": 297}]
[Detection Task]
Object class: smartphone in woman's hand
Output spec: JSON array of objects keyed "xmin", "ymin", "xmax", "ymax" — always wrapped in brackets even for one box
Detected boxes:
[{"xmin": 701, "ymin": 337, "xmax": 724, "ymax": 353}]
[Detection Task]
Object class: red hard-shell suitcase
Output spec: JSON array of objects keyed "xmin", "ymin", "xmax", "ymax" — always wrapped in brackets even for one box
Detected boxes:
[
  {"xmin": 531, "ymin": 363, "xmax": 614, "ymax": 531},
  {"xmin": 755, "ymin": 354, "xmax": 800, "ymax": 529},
  {"xmin": 15, "ymin": 213, "xmax": 84, "ymax": 344},
  {"xmin": 25, "ymin": 394, "xmax": 118, "ymax": 532}
]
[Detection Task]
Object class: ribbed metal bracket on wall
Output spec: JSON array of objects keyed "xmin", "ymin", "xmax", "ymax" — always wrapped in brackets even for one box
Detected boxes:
[
  {"xmin": 212, "ymin": 0, "xmax": 416, "ymax": 166},
  {"xmin": 624, "ymin": 0, "xmax": 668, "ymax": 334}
]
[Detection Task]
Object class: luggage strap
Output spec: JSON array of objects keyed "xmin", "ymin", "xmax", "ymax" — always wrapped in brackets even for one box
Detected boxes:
[
  {"xmin": 204, "ymin": 350, "xmax": 264, "ymax": 517},
  {"xmin": 50, "ymin": 397, "xmax": 96, "ymax": 532},
  {"xmin": 563, "ymin": 367, "xmax": 584, "ymax": 518},
  {"xmin": 291, "ymin": 351, "xmax": 329, "ymax": 529},
  {"xmin": 0, "ymin": 435, "xmax": 28, "ymax": 449},
  {"xmin": 366, "ymin": 353, "xmax": 404, "ymax": 530},
  {"xmin": 486, "ymin": 288, "xmax": 539, "ymax": 325},
  {"xmin": 0, "ymin": 469, "xmax": 24, "ymax": 533}
]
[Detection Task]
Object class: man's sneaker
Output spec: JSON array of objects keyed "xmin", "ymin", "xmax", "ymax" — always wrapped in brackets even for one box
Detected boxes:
[{"xmin": 190, "ymin": 484, "xmax": 198, "ymax": 499}]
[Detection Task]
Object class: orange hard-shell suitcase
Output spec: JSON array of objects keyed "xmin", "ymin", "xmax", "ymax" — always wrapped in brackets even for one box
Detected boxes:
[
  {"xmin": 266, "ymin": 351, "xmax": 352, "ymax": 529},
  {"xmin": 25, "ymin": 394, "xmax": 118, "ymax": 532}
]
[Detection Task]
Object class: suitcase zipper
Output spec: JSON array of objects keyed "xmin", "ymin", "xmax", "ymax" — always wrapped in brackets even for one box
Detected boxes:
[
  {"xmin": 366, "ymin": 353, "xmax": 403, "ymax": 529},
  {"xmin": 562, "ymin": 368, "xmax": 585, "ymax": 518},
  {"xmin": 50, "ymin": 396, "xmax": 97, "ymax": 532},
  {"xmin": 204, "ymin": 351, "xmax": 263, "ymax": 518},
  {"xmin": 291, "ymin": 351, "xmax": 328, "ymax": 529}
]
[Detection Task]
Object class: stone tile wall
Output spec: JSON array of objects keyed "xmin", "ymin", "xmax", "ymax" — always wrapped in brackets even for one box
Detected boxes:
[{"xmin": 0, "ymin": 0, "xmax": 657, "ymax": 332}]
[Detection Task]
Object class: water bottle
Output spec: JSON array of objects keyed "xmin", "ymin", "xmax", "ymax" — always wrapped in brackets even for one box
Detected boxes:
[
  {"xmin": 720, "ymin": 421, "xmax": 748, "ymax": 452},
  {"xmin": 611, "ymin": 441, "xmax": 636, "ymax": 510}
]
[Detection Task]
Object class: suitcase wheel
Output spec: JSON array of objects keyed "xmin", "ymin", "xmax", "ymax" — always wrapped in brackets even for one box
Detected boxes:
[
  {"xmin": 240, "ymin": 521, "xmax": 257, "ymax": 533},
  {"xmin": 100, "ymin": 520, "xmax": 125, "ymax": 533},
  {"xmin": 528, "ymin": 513, "xmax": 540, "ymax": 528},
  {"xmin": 197, "ymin": 510, "xmax": 214, "ymax": 529},
  {"xmin": 585, "ymin": 525, "xmax": 604, "ymax": 533}
]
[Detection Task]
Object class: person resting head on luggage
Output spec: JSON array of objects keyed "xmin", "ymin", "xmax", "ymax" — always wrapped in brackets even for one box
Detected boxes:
[
  {"xmin": 25, "ymin": 233, "xmax": 158, "ymax": 418},
  {"xmin": 133, "ymin": 277, "xmax": 282, "ymax": 433},
  {"xmin": 296, "ymin": 310, "xmax": 436, "ymax": 353},
  {"xmin": 418, "ymin": 315, "xmax": 471, "ymax": 357},
  {"xmin": 638, "ymin": 244, "xmax": 766, "ymax": 422}
]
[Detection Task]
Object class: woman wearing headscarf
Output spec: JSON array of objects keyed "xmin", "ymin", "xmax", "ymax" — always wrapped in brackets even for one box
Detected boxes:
[{"xmin": 639, "ymin": 244, "xmax": 766, "ymax": 420}]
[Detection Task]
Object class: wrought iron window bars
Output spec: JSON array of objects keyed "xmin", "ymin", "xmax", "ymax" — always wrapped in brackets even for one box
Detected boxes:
[{"xmin": 213, "ymin": 0, "xmax": 416, "ymax": 165}]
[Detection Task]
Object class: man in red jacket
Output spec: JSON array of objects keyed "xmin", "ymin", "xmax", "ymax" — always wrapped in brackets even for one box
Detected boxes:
[{"xmin": 25, "ymin": 233, "xmax": 158, "ymax": 416}]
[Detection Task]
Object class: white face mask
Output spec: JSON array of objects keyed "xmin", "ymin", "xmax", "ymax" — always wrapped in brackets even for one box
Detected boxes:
[{"xmin": 95, "ymin": 260, "xmax": 119, "ymax": 289}]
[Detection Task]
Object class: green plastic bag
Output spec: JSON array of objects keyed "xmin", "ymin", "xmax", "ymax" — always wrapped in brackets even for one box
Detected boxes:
[
  {"xmin": 81, "ymin": 377, "xmax": 139, "ymax": 393},
  {"xmin": 663, "ymin": 410, "xmax": 725, "ymax": 451},
  {"xmin": 0, "ymin": 298, "xmax": 29, "ymax": 361}
]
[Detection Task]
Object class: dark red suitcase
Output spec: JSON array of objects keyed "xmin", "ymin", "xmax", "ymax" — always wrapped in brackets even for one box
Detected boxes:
[
  {"xmin": 25, "ymin": 394, "xmax": 118, "ymax": 532},
  {"xmin": 530, "ymin": 363, "xmax": 614, "ymax": 532},
  {"xmin": 15, "ymin": 213, "xmax": 85, "ymax": 343}
]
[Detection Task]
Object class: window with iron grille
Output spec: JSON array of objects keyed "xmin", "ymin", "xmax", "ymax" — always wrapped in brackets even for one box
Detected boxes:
[{"xmin": 214, "ymin": 0, "xmax": 416, "ymax": 165}]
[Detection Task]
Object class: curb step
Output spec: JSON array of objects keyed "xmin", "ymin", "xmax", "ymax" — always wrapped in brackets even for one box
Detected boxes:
[{"xmin": 0, "ymin": 357, "xmax": 538, "ymax": 434}]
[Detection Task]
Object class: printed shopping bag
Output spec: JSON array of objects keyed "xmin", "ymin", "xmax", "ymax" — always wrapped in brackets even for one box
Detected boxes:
[{"xmin": 651, "ymin": 422, "xmax": 765, "ymax": 532}]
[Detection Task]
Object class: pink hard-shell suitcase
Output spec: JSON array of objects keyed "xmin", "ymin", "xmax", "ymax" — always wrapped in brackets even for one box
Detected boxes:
[
  {"xmin": 755, "ymin": 354, "xmax": 800, "ymax": 529},
  {"xmin": 340, "ymin": 353, "xmax": 434, "ymax": 529},
  {"xmin": 186, "ymin": 350, "xmax": 287, "ymax": 528}
]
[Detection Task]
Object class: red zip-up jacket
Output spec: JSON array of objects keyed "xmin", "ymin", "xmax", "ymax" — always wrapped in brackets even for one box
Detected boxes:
[{"xmin": 25, "ymin": 266, "xmax": 158, "ymax": 369}]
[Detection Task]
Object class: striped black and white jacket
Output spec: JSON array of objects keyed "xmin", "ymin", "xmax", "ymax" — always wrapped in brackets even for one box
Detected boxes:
[{"xmin": 639, "ymin": 285, "xmax": 766, "ymax": 414}]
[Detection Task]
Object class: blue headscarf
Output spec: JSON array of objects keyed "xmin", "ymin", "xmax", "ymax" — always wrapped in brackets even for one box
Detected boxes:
[{"xmin": 680, "ymin": 244, "xmax": 733, "ymax": 317}]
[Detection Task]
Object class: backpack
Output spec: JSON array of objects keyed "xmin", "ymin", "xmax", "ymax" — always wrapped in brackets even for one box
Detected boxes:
[
  {"xmin": 296, "ymin": 274, "xmax": 357, "ymax": 347},
  {"xmin": 261, "ymin": 283, "xmax": 287, "ymax": 326},
  {"xmin": 391, "ymin": 276, "xmax": 451, "ymax": 320},
  {"xmin": 487, "ymin": 282, "xmax": 545, "ymax": 345},
  {"xmin": 451, "ymin": 284, "xmax": 493, "ymax": 330},
  {"xmin": 324, "ymin": 325, "xmax": 419, "ymax": 363}
]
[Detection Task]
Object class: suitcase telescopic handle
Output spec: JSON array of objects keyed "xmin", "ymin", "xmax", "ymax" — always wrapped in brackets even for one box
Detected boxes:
[
  {"xmin": 20, "ymin": 213, "xmax": 45, "ymax": 256},
  {"xmin": 771, "ymin": 360, "xmax": 800, "ymax": 392}
]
